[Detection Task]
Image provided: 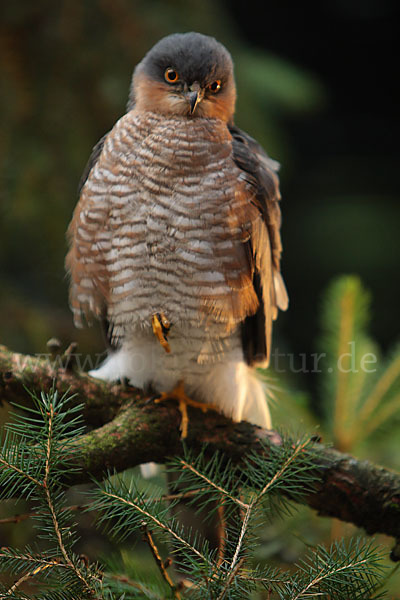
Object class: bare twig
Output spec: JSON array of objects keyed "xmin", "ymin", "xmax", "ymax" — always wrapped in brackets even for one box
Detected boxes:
[
  {"xmin": 0, "ymin": 512, "xmax": 31, "ymax": 525},
  {"xmin": 6, "ymin": 563, "xmax": 54, "ymax": 595},
  {"xmin": 216, "ymin": 504, "xmax": 227, "ymax": 567},
  {"xmin": 141, "ymin": 523, "xmax": 181, "ymax": 599}
]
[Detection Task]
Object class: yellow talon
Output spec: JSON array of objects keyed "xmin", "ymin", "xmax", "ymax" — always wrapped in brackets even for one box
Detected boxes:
[
  {"xmin": 151, "ymin": 312, "xmax": 171, "ymax": 353},
  {"xmin": 155, "ymin": 380, "xmax": 219, "ymax": 439}
]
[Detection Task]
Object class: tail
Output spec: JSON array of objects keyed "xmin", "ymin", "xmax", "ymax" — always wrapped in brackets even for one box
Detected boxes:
[
  {"xmin": 238, "ymin": 367, "xmax": 271, "ymax": 429},
  {"xmin": 193, "ymin": 361, "xmax": 271, "ymax": 429}
]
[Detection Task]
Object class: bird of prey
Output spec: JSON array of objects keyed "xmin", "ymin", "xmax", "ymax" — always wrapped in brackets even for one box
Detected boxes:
[{"xmin": 66, "ymin": 32, "xmax": 288, "ymax": 435}]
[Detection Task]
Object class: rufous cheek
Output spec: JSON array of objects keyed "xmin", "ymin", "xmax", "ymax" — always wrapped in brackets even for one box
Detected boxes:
[
  {"xmin": 134, "ymin": 75, "xmax": 182, "ymax": 115},
  {"xmin": 197, "ymin": 96, "xmax": 234, "ymax": 122},
  {"xmin": 201, "ymin": 80, "xmax": 236, "ymax": 121},
  {"xmin": 133, "ymin": 71, "xmax": 236, "ymax": 122}
]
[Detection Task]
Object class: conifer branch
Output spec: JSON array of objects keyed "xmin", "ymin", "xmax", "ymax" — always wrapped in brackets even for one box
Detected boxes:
[
  {"xmin": 0, "ymin": 456, "xmax": 42, "ymax": 489},
  {"xmin": 1, "ymin": 343, "xmax": 400, "ymax": 549},
  {"xmin": 97, "ymin": 488, "xmax": 208, "ymax": 564},
  {"xmin": 230, "ymin": 439, "xmax": 313, "ymax": 577},
  {"xmin": 178, "ymin": 459, "xmax": 249, "ymax": 510},
  {"xmin": 216, "ymin": 557, "xmax": 245, "ymax": 600}
]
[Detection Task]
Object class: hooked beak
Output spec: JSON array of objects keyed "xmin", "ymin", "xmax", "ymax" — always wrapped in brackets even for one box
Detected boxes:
[{"xmin": 185, "ymin": 82, "xmax": 204, "ymax": 115}]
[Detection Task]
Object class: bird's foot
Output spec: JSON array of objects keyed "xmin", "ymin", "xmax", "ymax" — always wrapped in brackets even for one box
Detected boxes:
[
  {"xmin": 151, "ymin": 312, "xmax": 171, "ymax": 353},
  {"xmin": 154, "ymin": 380, "xmax": 218, "ymax": 439}
]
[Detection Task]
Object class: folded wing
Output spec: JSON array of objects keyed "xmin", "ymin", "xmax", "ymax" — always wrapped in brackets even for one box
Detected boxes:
[{"xmin": 229, "ymin": 124, "xmax": 288, "ymax": 367}]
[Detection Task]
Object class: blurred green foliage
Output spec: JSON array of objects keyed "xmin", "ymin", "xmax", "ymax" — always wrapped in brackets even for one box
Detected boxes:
[{"xmin": 270, "ymin": 276, "xmax": 400, "ymax": 597}]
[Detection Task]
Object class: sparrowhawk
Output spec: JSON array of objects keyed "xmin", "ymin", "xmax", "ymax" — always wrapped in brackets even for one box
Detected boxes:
[{"xmin": 66, "ymin": 32, "xmax": 288, "ymax": 433}]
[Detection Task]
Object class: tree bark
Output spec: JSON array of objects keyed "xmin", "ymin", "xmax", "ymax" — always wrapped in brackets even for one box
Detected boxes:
[{"xmin": 1, "ymin": 344, "xmax": 400, "ymax": 557}]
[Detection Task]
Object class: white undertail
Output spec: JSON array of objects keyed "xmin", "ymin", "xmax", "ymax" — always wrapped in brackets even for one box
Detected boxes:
[{"xmin": 89, "ymin": 326, "xmax": 271, "ymax": 430}]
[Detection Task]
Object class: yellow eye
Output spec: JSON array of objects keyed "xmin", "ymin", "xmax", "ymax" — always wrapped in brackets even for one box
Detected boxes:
[
  {"xmin": 164, "ymin": 68, "xmax": 179, "ymax": 83},
  {"xmin": 208, "ymin": 80, "xmax": 221, "ymax": 93}
]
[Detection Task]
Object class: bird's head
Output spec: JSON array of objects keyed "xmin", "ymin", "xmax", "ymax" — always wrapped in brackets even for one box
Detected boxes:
[{"xmin": 129, "ymin": 32, "xmax": 236, "ymax": 123}]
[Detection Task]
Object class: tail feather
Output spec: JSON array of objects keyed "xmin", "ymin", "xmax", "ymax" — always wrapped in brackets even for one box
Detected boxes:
[
  {"xmin": 240, "ymin": 368, "xmax": 271, "ymax": 429},
  {"xmin": 192, "ymin": 361, "xmax": 271, "ymax": 429}
]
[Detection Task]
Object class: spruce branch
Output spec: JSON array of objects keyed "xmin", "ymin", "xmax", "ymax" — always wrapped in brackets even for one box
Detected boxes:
[
  {"xmin": 229, "ymin": 438, "xmax": 315, "ymax": 577},
  {"xmin": 287, "ymin": 537, "xmax": 386, "ymax": 600},
  {"xmin": 92, "ymin": 475, "xmax": 211, "ymax": 566},
  {"xmin": 215, "ymin": 557, "xmax": 245, "ymax": 600},
  {"xmin": 1, "ymin": 343, "xmax": 400, "ymax": 549},
  {"xmin": 0, "ymin": 388, "xmax": 103, "ymax": 597},
  {"xmin": 90, "ymin": 455, "xmax": 386, "ymax": 599},
  {"xmin": 175, "ymin": 458, "xmax": 248, "ymax": 510},
  {"xmin": 0, "ymin": 387, "xmax": 390, "ymax": 598}
]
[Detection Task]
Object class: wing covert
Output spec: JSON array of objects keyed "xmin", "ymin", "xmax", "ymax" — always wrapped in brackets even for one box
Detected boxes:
[{"xmin": 229, "ymin": 124, "xmax": 288, "ymax": 367}]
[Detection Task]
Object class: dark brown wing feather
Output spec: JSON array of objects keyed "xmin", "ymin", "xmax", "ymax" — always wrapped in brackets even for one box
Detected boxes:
[
  {"xmin": 229, "ymin": 124, "xmax": 288, "ymax": 367},
  {"xmin": 77, "ymin": 133, "xmax": 108, "ymax": 196}
]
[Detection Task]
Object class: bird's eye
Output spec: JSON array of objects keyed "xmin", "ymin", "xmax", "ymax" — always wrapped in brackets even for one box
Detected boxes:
[
  {"xmin": 164, "ymin": 68, "xmax": 179, "ymax": 83},
  {"xmin": 208, "ymin": 80, "xmax": 221, "ymax": 93}
]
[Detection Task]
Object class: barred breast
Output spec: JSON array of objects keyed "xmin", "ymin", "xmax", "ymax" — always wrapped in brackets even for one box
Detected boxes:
[{"xmin": 67, "ymin": 109, "xmax": 260, "ymax": 344}]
